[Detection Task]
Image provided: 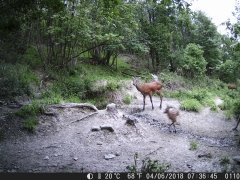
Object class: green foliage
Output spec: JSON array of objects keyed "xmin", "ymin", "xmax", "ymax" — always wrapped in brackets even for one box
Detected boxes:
[
  {"xmin": 231, "ymin": 100, "xmax": 240, "ymax": 117},
  {"xmin": 189, "ymin": 141, "xmax": 198, "ymax": 150},
  {"xmin": 21, "ymin": 46, "xmax": 42, "ymax": 68},
  {"xmin": 23, "ymin": 116, "xmax": 38, "ymax": 132},
  {"xmin": 106, "ymin": 81, "xmax": 121, "ymax": 91},
  {"xmin": 87, "ymin": 97, "xmax": 108, "ymax": 110},
  {"xmin": 222, "ymin": 97, "xmax": 240, "ymax": 119},
  {"xmin": 220, "ymin": 156, "xmax": 230, "ymax": 165},
  {"xmin": 180, "ymin": 99, "xmax": 202, "ymax": 112},
  {"xmin": 123, "ymin": 94, "xmax": 132, "ymax": 105},
  {"xmin": 181, "ymin": 43, "xmax": 207, "ymax": 77},
  {"xmin": 16, "ymin": 102, "xmax": 43, "ymax": 118},
  {"xmin": 0, "ymin": 63, "xmax": 38, "ymax": 99},
  {"xmin": 192, "ymin": 11, "xmax": 221, "ymax": 74},
  {"xmin": 217, "ymin": 60, "xmax": 238, "ymax": 83},
  {"xmin": 126, "ymin": 153, "xmax": 170, "ymax": 173},
  {"xmin": 141, "ymin": 158, "xmax": 171, "ymax": 173},
  {"xmin": 126, "ymin": 152, "xmax": 138, "ymax": 173}
]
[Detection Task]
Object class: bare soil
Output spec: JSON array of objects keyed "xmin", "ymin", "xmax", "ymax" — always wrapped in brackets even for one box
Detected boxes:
[{"xmin": 0, "ymin": 82, "xmax": 239, "ymax": 173}]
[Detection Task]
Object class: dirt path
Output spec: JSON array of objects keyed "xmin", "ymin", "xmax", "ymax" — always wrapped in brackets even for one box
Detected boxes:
[{"xmin": 0, "ymin": 83, "xmax": 239, "ymax": 173}]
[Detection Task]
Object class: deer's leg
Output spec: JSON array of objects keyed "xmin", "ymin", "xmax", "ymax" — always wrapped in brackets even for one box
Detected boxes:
[
  {"xmin": 149, "ymin": 95, "xmax": 154, "ymax": 110},
  {"xmin": 143, "ymin": 95, "xmax": 146, "ymax": 111},
  {"xmin": 173, "ymin": 123, "xmax": 176, "ymax": 133},
  {"xmin": 233, "ymin": 116, "xmax": 240, "ymax": 131},
  {"xmin": 169, "ymin": 122, "xmax": 174, "ymax": 132},
  {"xmin": 159, "ymin": 91, "xmax": 163, "ymax": 109}
]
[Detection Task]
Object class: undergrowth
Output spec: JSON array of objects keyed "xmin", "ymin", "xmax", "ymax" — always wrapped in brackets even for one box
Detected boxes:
[
  {"xmin": 126, "ymin": 153, "xmax": 171, "ymax": 173},
  {"xmin": 161, "ymin": 71, "xmax": 239, "ymax": 114},
  {"xmin": 0, "ymin": 63, "xmax": 38, "ymax": 99}
]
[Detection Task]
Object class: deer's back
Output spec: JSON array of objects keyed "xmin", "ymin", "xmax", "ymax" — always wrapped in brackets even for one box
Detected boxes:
[
  {"xmin": 140, "ymin": 82, "xmax": 162, "ymax": 92},
  {"xmin": 167, "ymin": 108, "xmax": 179, "ymax": 122},
  {"xmin": 227, "ymin": 83, "xmax": 237, "ymax": 89}
]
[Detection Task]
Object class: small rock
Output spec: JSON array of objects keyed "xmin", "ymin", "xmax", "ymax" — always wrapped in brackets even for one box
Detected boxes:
[
  {"xmin": 233, "ymin": 156, "xmax": 240, "ymax": 163},
  {"xmin": 104, "ymin": 154, "xmax": 116, "ymax": 160},
  {"xmin": 97, "ymin": 142, "xmax": 103, "ymax": 145},
  {"xmin": 106, "ymin": 103, "xmax": 117, "ymax": 112},
  {"xmin": 73, "ymin": 157, "xmax": 78, "ymax": 161},
  {"xmin": 187, "ymin": 164, "xmax": 192, "ymax": 168},
  {"xmin": 91, "ymin": 127, "xmax": 100, "ymax": 132},
  {"xmin": 100, "ymin": 125, "xmax": 114, "ymax": 132},
  {"xmin": 44, "ymin": 156, "xmax": 49, "ymax": 160}
]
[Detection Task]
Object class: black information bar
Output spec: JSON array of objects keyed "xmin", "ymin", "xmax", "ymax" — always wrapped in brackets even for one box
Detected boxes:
[{"xmin": 0, "ymin": 172, "xmax": 240, "ymax": 180}]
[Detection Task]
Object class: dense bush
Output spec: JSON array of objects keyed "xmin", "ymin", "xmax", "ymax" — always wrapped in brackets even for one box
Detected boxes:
[
  {"xmin": 217, "ymin": 60, "xmax": 238, "ymax": 83},
  {"xmin": 181, "ymin": 43, "xmax": 207, "ymax": 78},
  {"xmin": 180, "ymin": 99, "xmax": 202, "ymax": 112},
  {"xmin": 0, "ymin": 63, "xmax": 38, "ymax": 99}
]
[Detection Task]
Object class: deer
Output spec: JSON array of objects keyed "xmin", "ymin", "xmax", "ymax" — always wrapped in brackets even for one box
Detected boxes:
[
  {"xmin": 227, "ymin": 83, "xmax": 237, "ymax": 90},
  {"xmin": 164, "ymin": 105, "xmax": 180, "ymax": 133},
  {"xmin": 132, "ymin": 75, "xmax": 163, "ymax": 111}
]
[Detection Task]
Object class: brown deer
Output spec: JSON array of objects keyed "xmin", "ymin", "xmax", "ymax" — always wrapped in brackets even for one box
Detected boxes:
[
  {"xmin": 132, "ymin": 76, "xmax": 163, "ymax": 111},
  {"xmin": 227, "ymin": 83, "xmax": 237, "ymax": 90},
  {"xmin": 164, "ymin": 105, "xmax": 180, "ymax": 133}
]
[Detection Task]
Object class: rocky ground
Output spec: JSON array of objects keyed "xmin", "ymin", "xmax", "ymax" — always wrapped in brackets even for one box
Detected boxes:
[{"xmin": 0, "ymin": 82, "xmax": 240, "ymax": 173}]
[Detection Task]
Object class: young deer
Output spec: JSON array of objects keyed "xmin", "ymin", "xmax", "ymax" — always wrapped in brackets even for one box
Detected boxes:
[
  {"xmin": 164, "ymin": 105, "xmax": 180, "ymax": 133},
  {"xmin": 227, "ymin": 83, "xmax": 237, "ymax": 90},
  {"xmin": 132, "ymin": 77, "xmax": 163, "ymax": 111}
]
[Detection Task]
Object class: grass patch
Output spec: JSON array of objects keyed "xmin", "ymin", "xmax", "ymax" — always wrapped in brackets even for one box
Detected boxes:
[
  {"xmin": 0, "ymin": 63, "xmax": 39, "ymax": 99},
  {"xmin": 220, "ymin": 156, "xmax": 230, "ymax": 165},
  {"xmin": 189, "ymin": 141, "xmax": 198, "ymax": 150},
  {"xmin": 123, "ymin": 94, "xmax": 133, "ymax": 105},
  {"xmin": 23, "ymin": 116, "xmax": 38, "ymax": 132},
  {"xmin": 126, "ymin": 153, "xmax": 171, "ymax": 173},
  {"xmin": 180, "ymin": 99, "xmax": 202, "ymax": 112},
  {"xmin": 15, "ymin": 102, "xmax": 44, "ymax": 118},
  {"xmin": 21, "ymin": 46, "xmax": 42, "ymax": 69},
  {"xmin": 141, "ymin": 157, "xmax": 171, "ymax": 173}
]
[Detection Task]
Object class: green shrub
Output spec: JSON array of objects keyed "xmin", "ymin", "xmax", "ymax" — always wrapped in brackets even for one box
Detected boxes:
[
  {"xmin": 217, "ymin": 60, "xmax": 238, "ymax": 83},
  {"xmin": 23, "ymin": 116, "xmax": 38, "ymax": 132},
  {"xmin": 220, "ymin": 156, "xmax": 230, "ymax": 165},
  {"xmin": 0, "ymin": 63, "xmax": 38, "ymax": 99},
  {"xmin": 180, "ymin": 99, "xmax": 202, "ymax": 112},
  {"xmin": 189, "ymin": 141, "xmax": 198, "ymax": 150},
  {"xmin": 141, "ymin": 158, "xmax": 171, "ymax": 173},
  {"xmin": 181, "ymin": 43, "xmax": 207, "ymax": 78},
  {"xmin": 22, "ymin": 46, "xmax": 42, "ymax": 68},
  {"xmin": 126, "ymin": 153, "xmax": 170, "ymax": 173},
  {"xmin": 16, "ymin": 102, "xmax": 43, "ymax": 118},
  {"xmin": 123, "ymin": 94, "xmax": 132, "ymax": 105},
  {"xmin": 202, "ymin": 98, "xmax": 218, "ymax": 111},
  {"xmin": 106, "ymin": 81, "xmax": 121, "ymax": 91}
]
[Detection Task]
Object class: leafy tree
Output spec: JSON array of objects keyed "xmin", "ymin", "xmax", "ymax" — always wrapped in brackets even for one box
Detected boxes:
[
  {"xmin": 217, "ymin": 59, "xmax": 238, "ymax": 83},
  {"xmin": 192, "ymin": 11, "xmax": 222, "ymax": 75},
  {"xmin": 181, "ymin": 43, "xmax": 207, "ymax": 77}
]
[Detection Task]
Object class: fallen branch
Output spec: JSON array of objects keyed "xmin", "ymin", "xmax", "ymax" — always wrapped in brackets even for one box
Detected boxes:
[{"xmin": 69, "ymin": 111, "xmax": 98, "ymax": 124}]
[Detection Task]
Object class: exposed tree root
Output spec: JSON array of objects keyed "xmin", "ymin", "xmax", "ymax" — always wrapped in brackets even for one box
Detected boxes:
[{"xmin": 49, "ymin": 103, "xmax": 98, "ymax": 111}]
